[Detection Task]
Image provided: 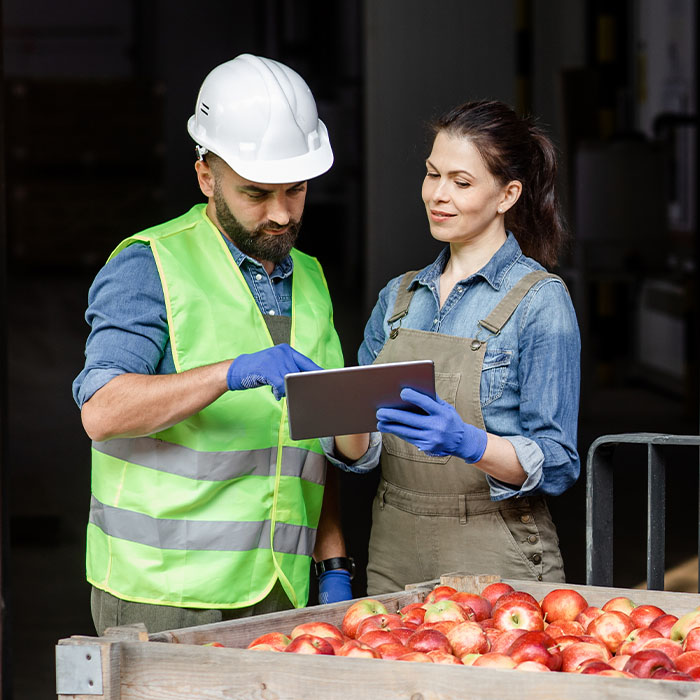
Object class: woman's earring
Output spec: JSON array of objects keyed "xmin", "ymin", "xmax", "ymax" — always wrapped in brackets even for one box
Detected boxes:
[{"xmin": 497, "ymin": 207, "xmax": 504, "ymax": 214}]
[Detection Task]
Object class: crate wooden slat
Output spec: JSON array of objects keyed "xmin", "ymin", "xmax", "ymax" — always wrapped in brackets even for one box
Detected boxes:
[{"xmin": 56, "ymin": 575, "xmax": 700, "ymax": 700}]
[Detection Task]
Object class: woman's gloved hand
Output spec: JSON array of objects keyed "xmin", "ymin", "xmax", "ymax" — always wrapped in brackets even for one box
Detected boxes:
[
  {"xmin": 318, "ymin": 569, "xmax": 353, "ymax": 605},
  {"xmin": 376, "ymin": 387, "xmax": 488, "ymax": 463},
  {"xmin": 226, "ymin": 344, "xmax": 321, "ymax": 400}
]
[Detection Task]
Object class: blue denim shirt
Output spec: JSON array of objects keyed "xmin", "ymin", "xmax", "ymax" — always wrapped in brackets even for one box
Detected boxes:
[{"xmin": 343, "ymin": 233, "xmax": 581, "ymax": 500}]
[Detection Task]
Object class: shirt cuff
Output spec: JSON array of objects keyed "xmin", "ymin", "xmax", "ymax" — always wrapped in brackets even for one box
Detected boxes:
[
  {"xmin": 74, "ymin": 368, "xmax": 126, "ymax": 408},
  {"xmin": 320, "ymin": 432, "xmax": 382, "ymax": 473},
  {"xmin": 486, "ymin": 435, "xmax": 544, "ymax": 500}
]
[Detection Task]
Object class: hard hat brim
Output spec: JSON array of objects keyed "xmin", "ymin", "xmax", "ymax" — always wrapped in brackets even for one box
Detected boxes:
[{"xmin": 187, "ymin": 116, "xmax": 334, "ymax": 184}]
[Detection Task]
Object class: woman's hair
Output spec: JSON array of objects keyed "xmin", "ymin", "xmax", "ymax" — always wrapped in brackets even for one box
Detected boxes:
[{"xmin": 429, "ymin": 99, "xmax": 567, "ymax": 268}]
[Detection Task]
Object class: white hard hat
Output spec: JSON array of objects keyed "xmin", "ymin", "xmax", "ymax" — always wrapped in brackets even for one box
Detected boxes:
[{"xmin": 187, "ymin": 54, "xmax": 333, "ymax": 184}]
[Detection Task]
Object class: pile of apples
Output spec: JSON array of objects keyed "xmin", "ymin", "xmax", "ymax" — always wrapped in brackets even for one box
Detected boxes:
[{"xmin": 235, "ymin": 582, "xmax": 700, "ymax": 682}]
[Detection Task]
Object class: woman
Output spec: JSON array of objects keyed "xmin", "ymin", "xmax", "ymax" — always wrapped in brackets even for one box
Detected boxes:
[{"xmin": 348, "ymin": 100, "xmax": 580, "ymax": 594}]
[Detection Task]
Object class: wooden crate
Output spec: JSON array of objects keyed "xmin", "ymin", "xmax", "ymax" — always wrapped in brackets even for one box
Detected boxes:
[{"xmin": 56, "ymin": 574, "xmax": 700, "ymax": 699}]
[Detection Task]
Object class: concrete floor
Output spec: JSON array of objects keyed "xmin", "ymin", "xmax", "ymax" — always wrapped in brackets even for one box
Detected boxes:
[{"xmin": 5, "ymin": 266, "xmax": 700, "ymax": 699}]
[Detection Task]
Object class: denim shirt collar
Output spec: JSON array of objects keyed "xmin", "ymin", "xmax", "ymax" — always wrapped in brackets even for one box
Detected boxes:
[
  {"xmin": 413, "ymin": 232, "xmax": 523, "ymax": 291},
  {"xmin": 220, "ymin": 233, "xmax": 294, "ymax": 281}
]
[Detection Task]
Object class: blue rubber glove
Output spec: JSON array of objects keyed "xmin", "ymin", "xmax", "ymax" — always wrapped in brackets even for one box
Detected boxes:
[
  {"xmin": 318, "ymin": 569, "xmax": 353, "ymax": 604},
  {"xmin": 376, "ymin": 387, "xmax": 488, "ymax": 463},
  {"xmin": 226, "ymin": 344, "xmax": 322, "ymax": 400}
]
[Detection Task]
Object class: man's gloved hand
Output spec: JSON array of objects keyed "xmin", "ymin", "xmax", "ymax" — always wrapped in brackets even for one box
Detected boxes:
[
  {"xmin": 318, "ymin": 569, "xmax": 353, "ymax": 605},
  {"xmin": 376, "ymin": 387, "xmax": 488, "ymax": 463},
  {"xmin": 226, "ymin": 344, "xmax": 321, "ymax": 400}
]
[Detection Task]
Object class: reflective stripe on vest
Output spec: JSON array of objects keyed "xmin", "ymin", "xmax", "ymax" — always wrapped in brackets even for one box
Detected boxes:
[
  {"xmin": 87, "ymin": 204, "xmax": 344, "ymax": 609},
  {"xmin": 89, "ymin": 496, "xmax": 316, "ymax": 555},
  {"xmin": 93, "ymin": 438, "xmax": 326, "ymax": 484}
]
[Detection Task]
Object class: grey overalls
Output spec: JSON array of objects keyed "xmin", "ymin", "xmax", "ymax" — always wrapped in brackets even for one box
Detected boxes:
[{"xmin": 367, "ymin": 270, "xmax": 566, "ymax": 595}]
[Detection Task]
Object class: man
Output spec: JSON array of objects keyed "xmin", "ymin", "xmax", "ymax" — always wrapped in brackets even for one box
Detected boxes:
[{"xmin": 73, "ymin": 54, "xmax": 375, "ymax": 635}]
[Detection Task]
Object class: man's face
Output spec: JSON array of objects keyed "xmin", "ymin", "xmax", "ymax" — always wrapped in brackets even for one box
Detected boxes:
[{"xmin": 200, "ymin": 158, "xmax": 307, "ymax": 265}]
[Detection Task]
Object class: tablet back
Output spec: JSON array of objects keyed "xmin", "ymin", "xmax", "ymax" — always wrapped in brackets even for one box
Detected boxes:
[{"xmin": 285, "ymin": 360, "xmax": 435, "ymax": 440}]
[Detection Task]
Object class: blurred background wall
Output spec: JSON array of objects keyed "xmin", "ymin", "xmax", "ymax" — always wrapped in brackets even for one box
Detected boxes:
[{"xmin": 0, "ymin": 1, "xmax": 697, "ymax": 697}]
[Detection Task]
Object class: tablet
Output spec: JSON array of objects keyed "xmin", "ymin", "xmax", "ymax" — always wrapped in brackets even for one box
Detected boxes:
[{"xmin": 285, "ymin": 360, "xmax": 435, "ymax": 440}]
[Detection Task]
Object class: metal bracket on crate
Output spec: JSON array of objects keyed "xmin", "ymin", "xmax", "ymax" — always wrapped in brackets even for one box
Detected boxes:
[
  {"xmin": 586, "ymin": 432, "xmax": 700, "ymax": 591},
  {"xmin": 55, "ymin": 644, "xmax": 103, "ymax": 695}
]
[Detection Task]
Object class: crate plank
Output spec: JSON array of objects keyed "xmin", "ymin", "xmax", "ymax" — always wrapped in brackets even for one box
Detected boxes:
[{"xmin": 81, "ymin": 641, "xmax": 700, "ymax": 700}]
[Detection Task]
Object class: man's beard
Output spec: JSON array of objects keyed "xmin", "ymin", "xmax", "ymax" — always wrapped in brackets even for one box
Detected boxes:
[{"xmin": 213, "ymin": 182, "xmax": 301, "ymax": 264}]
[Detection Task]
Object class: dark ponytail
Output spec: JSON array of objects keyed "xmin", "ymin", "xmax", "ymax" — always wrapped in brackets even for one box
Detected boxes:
[{"xmin": 429, "ymin": 100, "xmax": 567, "ymax": 269}]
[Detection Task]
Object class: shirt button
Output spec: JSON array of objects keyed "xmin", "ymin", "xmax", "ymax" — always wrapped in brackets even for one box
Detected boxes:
[
  {"xmin": 520, "ymin": 514, "xmax": 532, "ymax": 523},
  {"xmin": 537, "ymin": 574, "xmax": 543, "ymax": 581},
  {"xmin": 255, "ymin": 273, "xmax": 263, "ymax": 281},
  {"xmin": 527, "ymin": 534, "xmax": 538, "ymax": 544},
  {"xmin": 432, "ymin": 318, "xmax": 438, "ymax": 325},
  {"xmin": 532, "ymin": 553, "xmax": 542, "ymax": 564},
  {"xmin": 268, "ymin": 310, "xmax": 276, "ymax": 316}
]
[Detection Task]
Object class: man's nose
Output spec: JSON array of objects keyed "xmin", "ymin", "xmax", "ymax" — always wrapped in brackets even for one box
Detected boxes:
[{"xmin": 265, "ymin": 196, "xmax": 292, "ymax": 226}]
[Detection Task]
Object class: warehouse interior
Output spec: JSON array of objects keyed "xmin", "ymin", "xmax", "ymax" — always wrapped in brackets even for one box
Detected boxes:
[{"xmin": 0, "ymin": 1, "xmax": 698, "ymax": 697}]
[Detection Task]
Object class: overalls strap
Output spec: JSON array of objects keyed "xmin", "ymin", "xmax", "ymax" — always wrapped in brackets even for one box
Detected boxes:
[{"xmin": 478, "ymin": 271, "xmax": 562, "ymax": 335}]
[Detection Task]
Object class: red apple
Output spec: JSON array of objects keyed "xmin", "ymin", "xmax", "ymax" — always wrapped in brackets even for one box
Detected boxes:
[
  {"xmin": 491, "ymin": 628, "xmax": 527, "ymax": 654},
  {"xmin": 422, "ymin": 599, "xmax": 469, "ymax": 625},
  {"xmin": 684, "ymin": 627, "xmax": 700, "ymax": 652},
  {"xmin": 480, "ymin": 582, "xmax": 515, "ymax": 607},
  {"xmin": 341, "ymin": 598, "xmax": 389, "ymax": 638},
  {"xmin": 285, "ymin": 634, "xmax": 335, "ymax": 655},
  {"xmin": 671, "ymin": 609, "xmax": 700, "ymax": 643},
  {"xmin": 560, "ymin": 641, "xmax": 611, "ymax": 673},
  {"xmin": 506, "ymin": 631, "xmax": 562, "ymax": 671},
  {"xmin": 423, "ymin": 585, "xmax": 457, "ymax": 604},
  {"xmin": 376, "ymin": 642, "xmax": 410, "ymax": 659},
  {"xmin": 336, "ymin": 639, "xmax": 381, "ymax": 658},
  {"xmin": 400, "ymin": 606, "xmax": 426, "ymax": 628},
  {"xmin": 649, "ymin": 613, "xmax": 679, "ymax": 638},
  {"xmin": 472, "ymin": 652, "xmax": 517, "ymax": 669},
  {"xmin": 608, "ymin": 654, "xmax": 631, "ymax": 671},
  {"xmin": 586, "ymin": 611, "xmax": 636, "ymax": 654},
  {"xmin": 449, "ymin": 592, "xmax": 491, "ymax": 621},
  {"xmin": 540, "ymin": 589, "xmax": 588, "ymax": 622},
  {"xmin": 639, "ymin": 635, "xmax": 684, "ymax": 660},
  {"xmin": 203, "ymin": 641, "xmax": 225, "ymax": 647},
  {"xmin": 390, "ymin": 627, "xmax": 417, "ymax": 646},
  {"xmin": 397, "ymin": 651, "xmax": 433, "ymax": 662},
  {"xmin": 290, "ymin": 621, "xmax": 344, "ymax": 642},
  {"xmin": 623, "ymin": 648, "xmax": 675, "ymax": 678},
  {"xmin": 480, "ymin": 617, "xmax": 496, "ymax": 629},
  {"xmin": 675, "ymin": 650, "xmax": 700, "ymax": 674},
  {"xmin": 601, "ymin": 596, "xmax": 636, "ymax": 615},
  {"xmin": 650, "ymin": 667, "xmax": 696, "ymax": 682},
  {"xmin": 325, "ymin": 637, "xmax": 345, "ymax": 654},
  {"xmin": 247, "ymin": 631, "xmax": 291, "ymax": 651},
  {"xmin": 493, "ymin": 591, "xmax": 541, "ymax": 614},
  {"xmin": 516, "ymin": 660, "xmax": 551, "ymax": 672},
  {"xmin": 618, "ymin": 627, "xmax": 663, "ymax": 656},
  {"xmin": 545, "ymin": 619, "xmax": 585, "ymax": 639},
  {"xmin": 579, "ymin": 660, "xmax": 614, "ymax": 674},
  {"xmin": 357, "ymin": 629, "xmax": 399, "ymax": 648},
  {"xmin": 406, "ymin": 628, "xmax": 452, "ymax": 655},
  {"xmin": 427, "ymin": 650, "xmax": 463, "ymax": 664},
  {"xmin": 553, "ymin": 634, "xmax": 586, "ymax": 653},
  {"xmin": 400, "ymin": 601, "xmax": 425, "ymax": 614},
  {"xmin": 423, "ymin": 620, "xmax": 458, "ymax": 637},
  {"xmin": 576, "ymin": 606, "xmax": 603, "ymax": 630},
  {"xmin": 355, "ymin": 613, "xmax": 405, "ymax": 638},
  {"xmin": 493, "ymin": 600, "xmax": 544, "ymax": 631},
  {"xmin": 446, "ymin": 621, "xmax": 490, "ymax": 656},
  {"xmin": 629, "ymin": 604, "xmax": 666, "ymax": 629}
]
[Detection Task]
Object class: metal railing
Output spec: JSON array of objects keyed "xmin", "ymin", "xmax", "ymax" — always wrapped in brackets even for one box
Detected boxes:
[{"xmin": 586, "ymin": 432, "xmax": 700, "ymax": 591}]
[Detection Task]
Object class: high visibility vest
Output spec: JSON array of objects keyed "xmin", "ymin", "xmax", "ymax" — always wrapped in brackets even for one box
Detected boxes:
[{"xmin": 87, "ymin": 204, "xmax": 344, "ymax": 609}]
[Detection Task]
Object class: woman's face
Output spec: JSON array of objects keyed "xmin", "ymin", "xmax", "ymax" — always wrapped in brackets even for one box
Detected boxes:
[{"xmin": 421, "ymin": 131, "xmax": 507, "ymax": 245}]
